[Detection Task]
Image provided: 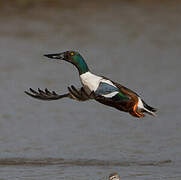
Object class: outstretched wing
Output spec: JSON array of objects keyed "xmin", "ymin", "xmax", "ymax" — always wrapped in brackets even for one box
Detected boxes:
[
  {"xmin": 25, "ymin": 88, "xmax": 69, "ymax": 101},
  {"xmin": 93, "ymin": 92, "xmax": 133, "ymax": 112},
  {"xmin": 92, "ymin": 80, "xmax": 136, "ymax": 112},
  {"xmin": 68, "ymin": 86, "xmax": 91, "ymax": 101},
  {"xmin": 25, "ymin": 86, "xmax": 90, "ymax": 101},
  {"xmin": 112, "ymin": 81, "xmax": 140, "ymax": 97}
]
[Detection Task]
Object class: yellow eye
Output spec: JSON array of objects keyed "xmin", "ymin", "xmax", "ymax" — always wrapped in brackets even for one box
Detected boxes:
[{"xmin": 70, "ymin": 52, "xmax": 74, "ymax": 56}]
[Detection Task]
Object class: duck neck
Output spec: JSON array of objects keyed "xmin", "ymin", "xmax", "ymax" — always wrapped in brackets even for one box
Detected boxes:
[{"xmin": 72, "ymin": 56, "xmax": 89, "ymax": 75}]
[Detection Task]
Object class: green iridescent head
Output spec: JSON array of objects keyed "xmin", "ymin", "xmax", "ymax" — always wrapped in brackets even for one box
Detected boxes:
[{"xmin": 44, "ymin": 51, "xmax": 89, "ymax": 75}]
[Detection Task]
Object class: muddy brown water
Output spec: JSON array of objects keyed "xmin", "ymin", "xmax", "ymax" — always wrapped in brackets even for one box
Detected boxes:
[{"xmin": 0, "ymin": 1, "xmax": 181, "ymax": 179}]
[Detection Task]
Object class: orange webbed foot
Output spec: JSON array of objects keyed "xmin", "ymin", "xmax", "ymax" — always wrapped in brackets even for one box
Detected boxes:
[{"xmin": 132, "ymin": 101, "xmax": 145, "ymax": 118}]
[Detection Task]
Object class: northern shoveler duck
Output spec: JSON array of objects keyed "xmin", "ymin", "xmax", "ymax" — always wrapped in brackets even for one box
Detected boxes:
[
  {"xmin": 25, "ymin": 51, "xmax": 157, "ymax": 118},
  {"xmin": 109, "ymin": 173, "xmax": 120, "ymax": 180}
]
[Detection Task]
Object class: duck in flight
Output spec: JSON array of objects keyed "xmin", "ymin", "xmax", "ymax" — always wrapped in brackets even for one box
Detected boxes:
[{"xmin": 25, "ymin": 51, "xmax": 157, "ymax": 118}]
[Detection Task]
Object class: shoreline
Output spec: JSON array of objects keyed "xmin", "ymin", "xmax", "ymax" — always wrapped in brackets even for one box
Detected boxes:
[{"xmin": 0, "ymin": 0, "xmax": 179, "ymax": 19}]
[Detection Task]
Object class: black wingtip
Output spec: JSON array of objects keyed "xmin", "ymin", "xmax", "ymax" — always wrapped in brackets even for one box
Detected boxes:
[
  {"xmin": 24, "ymin": 90, "xmax": 34, "ymax": 97},
  {"xmin": 142, "ymin": 100, "xmax": 157, "ymax": 112},
  {"xmin": 151, "ymin": 107, "xmax": 157, "ymax": 112},
  {"xmin": 24, "ymin": 91, "xmax": 28, "ymax": 95}
]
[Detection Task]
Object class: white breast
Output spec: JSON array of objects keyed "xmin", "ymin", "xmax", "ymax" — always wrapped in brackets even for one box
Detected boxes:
[
  {"xmin": 80, "ymin": 71, "xmax": 118, "ymax": 95},
  {"xmin": 80, "ymin": 72, "xmax": 102, "ymax": 93}
]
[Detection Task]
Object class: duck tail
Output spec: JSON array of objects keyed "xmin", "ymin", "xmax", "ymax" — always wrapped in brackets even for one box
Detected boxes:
[{"xmin": 142, "ymin": 100, "xmax": 157, "ymax": 116}]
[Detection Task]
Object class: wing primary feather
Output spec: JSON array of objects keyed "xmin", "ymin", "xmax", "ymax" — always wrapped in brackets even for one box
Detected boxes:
[
  {"xmin": 29, "ymin": 88, "xmax": 39, "ymax": 94},
  {"xmin": 71, "ymin": 85, "xmax": 80, "ymax": 95},
  {"xmin": 68, "ymin": 86, "xmax": 80, "ymax": 99},
  {"xmin": 25, "ymin": 88, "xmax": 69, "ymax": 101},
  {"xmin": 45, "ymin": 88, "xmax": 51, "ymax": 95},
  {"xmin": 25, "ymin": 86, "xmax": 90, "ymax": 102}
]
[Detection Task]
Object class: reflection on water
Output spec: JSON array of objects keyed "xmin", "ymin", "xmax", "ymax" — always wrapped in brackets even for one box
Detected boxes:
[{"xmin": 0, "ymin": 1, "xmax": 181, "ymax": 180}]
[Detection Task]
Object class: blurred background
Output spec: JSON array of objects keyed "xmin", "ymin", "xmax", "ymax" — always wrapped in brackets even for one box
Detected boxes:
[{"xmin": 0, "ymin": 0, "xmax": 181, "ymax": 179}]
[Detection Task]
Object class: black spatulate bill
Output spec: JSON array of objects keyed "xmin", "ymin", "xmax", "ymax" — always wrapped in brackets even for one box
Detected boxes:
[{"xmin": 44, "ymin": 52, "xmax": 65, "ymax": 60}]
